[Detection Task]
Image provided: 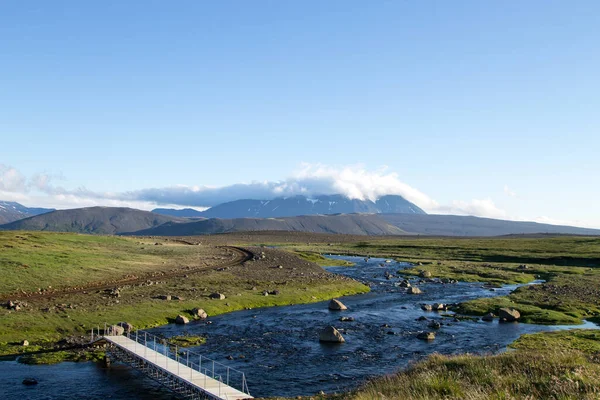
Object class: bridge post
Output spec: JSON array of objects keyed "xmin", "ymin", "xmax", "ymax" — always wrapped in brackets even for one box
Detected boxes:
[
  {"xmin": 212, "ymin": 360, "xmax": 215, "ymax": 378},
  {"xmin": 176, "ymin": 345, "xmax": 179, "ymax": 375}
]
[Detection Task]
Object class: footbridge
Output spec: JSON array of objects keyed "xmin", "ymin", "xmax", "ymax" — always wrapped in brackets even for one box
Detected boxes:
[{"xmin": 91, "ymin": 325, "xmax": 252, "ymax": 400}]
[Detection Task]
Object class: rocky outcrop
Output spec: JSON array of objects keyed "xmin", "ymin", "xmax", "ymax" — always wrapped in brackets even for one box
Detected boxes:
[
  {"xmin": 319, "ymin": 326, "xmax": 345, "ymax": 343},
  {"xmin": 328, "ymin": 299, "xmax": 348, "ymax": 311}
]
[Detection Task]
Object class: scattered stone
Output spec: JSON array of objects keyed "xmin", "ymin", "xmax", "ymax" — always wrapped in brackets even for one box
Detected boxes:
[
  {"xmin": 428, "ymin": 321, "xmax": 441, "ymax": 329},
  {"xmin": 226, "ymin": 355, "xmax": 234, "ymax": 360},
  {"xmin": 498, "ymin": 308, "xmax": 521, "ymax": 322},
  {"xmin": 421, "ymin": 304, "xmax": 433, "ymax": 312},
  {"xmin": 117, "ymin": 322, "xmax": 134, "ymax": 332},
  {"xmin": 192, "ymin": 308, "xmax": 208, "ymax": 319},
  {"xmin": 432, "ymin": 303, "xmax": 445, "ymax": 311},
  {"xmin": 339, "ymin": 317, "xmax": 355, "ymax": 322},
  {"xmin": 172, "ymin": 296, "xmax": 183, "ymax": 301},
  {"xmin": 22, "ymin": 378, "xmax": 38, "ymax": 385},
  {"xmin": 407, "ymin": 287, "xmax": 422, "ymax": 294},
  {"xmin": 209, "ymin": 293, "xmax": 226, "ymax": 300},
  {"xmin": 417, "ymin": 316, "xmax": 428, "ymax": 321},
  {"xmin": 106, "ymin": 325, "xmax": 125, "ymax": 336},
  {"xmin": 269, "ymin": 290, "xmax": 280, "ymax": 295},
  {"xmin": 482, "ymin": 313, "xmax": 495, "ymax": 322},
  {"xmin": 328, "ymin": 299, "xmax": 348, "ymax": 311},
  {"xmin": 21, "ymin": 340, "xmax": 29, "ymax": 346},
  {"xmin": 175, "ymin": 315, "xmax": 190, "ymax": 324},
  {"xmin": 419, "ymin": 270, "xmax": 432, "ymax": 278},
  {"xmin": 319, "ymin": 326, "xmax": 345, "ymax": 343},
  {"xmin": 417, "ymin": 332, "xmax": 436, "ymax": 341},
  {"xmin": 398, "ymin": 280, "xmax": 411, "ymax": 288},
  {"xmin": 262, "ymin": 291, "xmax": 269, "ymax": 296},
  {"xmin": 158, "ymin": 295, "xmax": 172, "ymax": 301}
]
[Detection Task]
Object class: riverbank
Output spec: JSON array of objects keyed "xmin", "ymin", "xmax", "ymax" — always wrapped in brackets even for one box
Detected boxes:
[{"xmin": 0, "ymin": 232, "xmax": 369, "ymax": 364}]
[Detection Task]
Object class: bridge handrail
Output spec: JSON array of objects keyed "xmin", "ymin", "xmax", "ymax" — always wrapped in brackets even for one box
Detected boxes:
[{"xmin": 91, "ymin": 324, "xmax": 251, "ymax": 396}]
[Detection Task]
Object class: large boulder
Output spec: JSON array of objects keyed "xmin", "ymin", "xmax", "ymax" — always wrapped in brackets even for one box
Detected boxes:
[
  {"xmin": 319, "ymin": 326, "xmax": 345, "ymax": 343},
  {"xmin": 328, "ymin": 299, "xmax": 348, "ymax": 311},
  {"xmin": 192, "ymin": 308, "xmax": 208, "ymax": 319},
  {"xmin": 209, "ymin": 293, "xmax": 226, "ymax": 300},
  {"xmin": 498, "ymin": 308, "xmax": 521, "ymax": 322},
  {"xmin": 417, "ymin": 331, "xmax": 436, "ymax": 341},
  {"xmin": 407, "ymin": 287, "xmax": 423, "ymax": 294},
  {"xmin": 106, "ymin": 325, "xmax": 125, "ymax": 336},
  {"xmin": 175, "ymin": 315, "xmax": 190, "ymax": 324},
  {"xmin": 117, "ymin": 322, "xmax": 134, "ymax": 332}
]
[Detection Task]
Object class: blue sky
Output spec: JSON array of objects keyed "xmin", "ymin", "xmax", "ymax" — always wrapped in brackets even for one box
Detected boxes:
[{"xmin": 1, "ymin": 1, "xmax": 598, "ymax": 227}]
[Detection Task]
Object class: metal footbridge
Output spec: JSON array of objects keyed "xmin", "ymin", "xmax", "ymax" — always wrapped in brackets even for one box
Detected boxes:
[{"xmin": 91, "ymin": 325, "xmax": 252, "ymax": 400}]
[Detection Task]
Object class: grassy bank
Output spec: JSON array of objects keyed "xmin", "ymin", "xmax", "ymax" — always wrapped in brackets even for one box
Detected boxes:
[{"xmin": 0, "ymin": 233, "xmax": 369, "ymax": 363}]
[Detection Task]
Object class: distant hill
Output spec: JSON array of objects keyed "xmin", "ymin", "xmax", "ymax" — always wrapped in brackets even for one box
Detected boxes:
[
  {"xmin": 153, "ymin": 194, "xmax": 425, "ymax": 219},
  {"xmin": 380, "ymin": 214, "xmax": 600, "ymax": 237},
  {"xmin": 151, "ymin": 208, "xmax": 205, "ymax": 218},
  {"xmin": 0, "ymin": 207, "xmax": 182, "ymax": 234},
  {"xmin": 130, "ymin": 214, "xmax": 406, "ymax": 236},
  {"xmin": 0, "ymin": 201, "xmax": 54, "ymax": 224}
]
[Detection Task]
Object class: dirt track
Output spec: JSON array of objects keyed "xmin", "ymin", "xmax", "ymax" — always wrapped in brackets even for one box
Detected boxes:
[{"xmin": 0, "ymin": 245, "xmax": 254, "ymax": 302}]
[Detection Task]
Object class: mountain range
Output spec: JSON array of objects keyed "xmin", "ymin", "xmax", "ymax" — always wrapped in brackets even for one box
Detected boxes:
[
  {"xmin": 1, "ymin": 196, "xmax": 599, "ymax": 237},
  {"xmin": 0, "ymin": 201, "xmax": 54, "ymax": 224},
  {"xmin": 151, "ymin": 194, "xmax": 425, "ymax": 219}
]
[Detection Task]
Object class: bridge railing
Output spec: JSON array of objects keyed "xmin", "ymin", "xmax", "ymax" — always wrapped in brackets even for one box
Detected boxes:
[{"xmin": 92, "ymin": 325, "xmax": 251, "ymax": 397}]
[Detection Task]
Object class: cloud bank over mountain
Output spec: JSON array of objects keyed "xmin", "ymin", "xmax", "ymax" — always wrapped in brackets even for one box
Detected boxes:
[{"xmin": 0, "ymin": 162, "xmax": 593, "ymax": 228}]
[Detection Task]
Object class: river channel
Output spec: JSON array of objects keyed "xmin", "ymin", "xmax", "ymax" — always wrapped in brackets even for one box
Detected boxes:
[{"xmin": 2, "ymin": 256, "xmax": 597, "ymax": 399}]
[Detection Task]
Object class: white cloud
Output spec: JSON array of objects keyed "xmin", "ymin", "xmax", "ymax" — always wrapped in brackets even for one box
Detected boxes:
[
  {"xmin": 0, "ymin": 164, "xmax": 27, "ymax": 192},
  {"xmin": 504, "ymin": 184, "xmax": 517, "ymax": 198},
  {"xmin": 0, "ymin": 162, "xmax": 597, "ymax": 228}
]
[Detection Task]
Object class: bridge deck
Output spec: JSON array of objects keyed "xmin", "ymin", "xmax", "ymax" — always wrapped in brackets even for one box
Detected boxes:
[{"xmin": 104, "ymin": 335, "xmax": 252, "ymax": 400}]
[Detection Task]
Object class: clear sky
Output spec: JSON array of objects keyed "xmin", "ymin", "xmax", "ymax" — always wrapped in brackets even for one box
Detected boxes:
[{"xmin": 1, "ymin": 1, "xmax": 599, "ymax": 227}]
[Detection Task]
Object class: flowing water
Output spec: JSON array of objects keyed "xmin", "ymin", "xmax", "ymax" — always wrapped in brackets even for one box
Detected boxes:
[{"xmin": 2, "ymin": 256, "xmax": 597, "ymax": 399}]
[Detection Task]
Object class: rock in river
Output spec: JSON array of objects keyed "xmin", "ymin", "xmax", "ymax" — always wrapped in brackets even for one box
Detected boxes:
[
  {"xmin": 482, "ymin": 313, "xmax": 495, "ymax": 322},
  {"xmin": 498, "ymin": 308, "xmax": 521, "ymax": 322},
  {"xmin": 407, "ymin": 287, "xmax": 422, "ymax": 295},
  {"xmin": 328, "ymin": 299, "xmax": 348, "ymax": 311},
  {"xmin": 417, "ymin": 332, "xmax": 436, "ymax": 341},
  {"xmin": 175, "ymin": 315, "xmax": 190, "ymax": 324},
  {"xmin": 319, "ymin": 326, "xmax": 345, "ymax": 343},
  {"xmin": 192, "ymin": 308, "xmax": 208, "ymax": 319}
]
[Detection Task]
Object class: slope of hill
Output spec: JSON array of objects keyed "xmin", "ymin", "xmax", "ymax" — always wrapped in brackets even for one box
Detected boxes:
[
  {"xmin": 151, "ymin": 208, "xmax": 205, "ymax": 218},
  {"xmin": 0, "ymin": 207, "xmax": 182, "ymax": 234},
  {"xmin": 153, "ymin": 194, "xmax": 426, "ymax": 219},
  {"xmin": 130, "ymin": 214, "xmax": 406, "ymax": 236},
  {"xmin": 380, "ymin": 214, "xmax": 600, "ymax": 237},
  {"xmin": 0, "ymin": 201, "xmax": 54, "ymax": 224}
]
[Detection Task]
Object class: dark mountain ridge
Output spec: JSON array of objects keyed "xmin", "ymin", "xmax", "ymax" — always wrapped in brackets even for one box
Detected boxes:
[
  {"xmin": 130, "ymin": 214, "xmax": 405, "ymax": 236},
  {"xmin": 0, "ymin": 206, "xmax": 182, "ymax": 234},
  {"xmin": 0, "ymin": 201, "xmax": 54, "ymax": 224}
]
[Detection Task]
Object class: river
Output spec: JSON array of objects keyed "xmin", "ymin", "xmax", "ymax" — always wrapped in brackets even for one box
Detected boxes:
[{"xmin": 2, "ymin": 256, "xmax": 597, "ymax": 399}]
